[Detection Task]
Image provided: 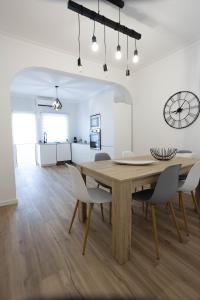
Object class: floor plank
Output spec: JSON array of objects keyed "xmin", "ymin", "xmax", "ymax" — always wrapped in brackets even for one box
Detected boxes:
[{"xmin": 0, "ymin": 165, "xmax": 200, "ymax": 300}]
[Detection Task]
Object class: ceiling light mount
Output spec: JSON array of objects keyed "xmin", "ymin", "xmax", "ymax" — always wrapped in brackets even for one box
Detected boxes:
[
  {"xmin": 68, "ymin": 0, "xmax": 141, "ymax": 40},
  {"xmin": 104, "ymin": 0, "xmax": 124, "ymax": 9}
]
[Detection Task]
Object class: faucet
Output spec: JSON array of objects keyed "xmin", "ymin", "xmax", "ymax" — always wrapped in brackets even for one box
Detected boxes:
[{"xmin": 43, "ymin": 132, "xmax": 47, "ymax": 143}]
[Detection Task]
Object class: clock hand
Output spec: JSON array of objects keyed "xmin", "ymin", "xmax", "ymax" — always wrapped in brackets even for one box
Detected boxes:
[
  {"xmin": 179, "ymin": 100, "xmax": 187, "ymax": 109},
  {"xmin": 174, "ymin": 105, "xmax": 199, "ymax": 114}
]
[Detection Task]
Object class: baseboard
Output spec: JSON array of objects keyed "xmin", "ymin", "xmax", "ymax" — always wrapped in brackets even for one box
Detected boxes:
[{"xmin": 0, "ymin": 198, "xmax": 18, "ymax": 207}]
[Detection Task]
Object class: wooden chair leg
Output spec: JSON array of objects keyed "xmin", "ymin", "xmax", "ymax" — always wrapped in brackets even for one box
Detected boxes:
[
  {"xmin": 150, "ymin": 205, "xmax": 160, "ymax": 260},
  {"xmin": 109, "ymin": 203, "xmax": 112, "ymax": 224},
  {"xmin": 145, "ymin": 203, "xmax": 149, "ymax": 220},
  {"xmin": 100, "ymin": 203, "xmax": 104, "ymax": 221},
  {"xmin": 142, "ymin": 202, "xmax": 145, "ymax": 213},
  {"xmin": 69, "ymin": 200, "xmax": 79, "ymax": 233},
  {"xmin": 178, "ymin": 192, "xmax": 181, "ymax": 210},
  {"xmin": 179, "ymin": 192, "xmax": 189, "ymax": 236},
  {"xmin": 191, "ymin": 191, "xmax": 199, "ymax": 215},
  {"xmin": 82, "ymin": 203, "xmax": 94, "ymax": 255},
  {"xmin": 168, "ymin": 202, "xmax": 183, "ymax": 243}
]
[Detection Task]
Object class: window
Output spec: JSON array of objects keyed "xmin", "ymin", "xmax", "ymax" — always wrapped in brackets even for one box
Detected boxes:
[
  {"xmin": 12, "ymin": 113, "xmax": 36, "ymax": 144},
  {"xmin": 41, "ymin": 113, "xmax": 69, "ymax": 143}
]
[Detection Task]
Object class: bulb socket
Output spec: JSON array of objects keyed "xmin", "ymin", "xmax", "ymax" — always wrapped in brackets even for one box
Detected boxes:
[
  {"xmin": 92, "ymin": 35, "xmax": 97, "ymax": 43},
  {"xmin": 117, "ymin": 45, "xmax": 121, "ymax": 51},
  {"xmin": 103, "ymin": 64, "xmax": 108, "ymax": 72},
  {"xmin": 126, "ymin": 69, "xmax": 130, "ymax": 77},
  {"xmin": 134, "ymin": 49, "xmax": 138, "ymax": 56},
  {"xmin": 77, "ymin": 57, "xmax": 82, "ymax": 67}
]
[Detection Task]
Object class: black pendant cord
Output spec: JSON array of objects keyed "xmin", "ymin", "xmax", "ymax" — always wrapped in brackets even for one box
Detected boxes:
[
  {"xmin": 55, "ymin": 85, "xmax": 58, "ymax": 98},
  {"xmin": 78, "ymin": 14, "xmax": 81, "ymax": 58},
  {"xmin": 93, "ymin": 20, "xmax": 96, "ymax": 36},
  {"xmin": 117, "ymin": 7, "xmax": 120, "ymax": 46},
  {"xmin": 135, "ymin": 38, "xmax": 137, "ymax": 51},
  {"xmin": 104, "ymin": 24, "xmax": 107, "ymax": 64},
  {"xmin": 126, "ymin": 35, "xmax": 129, "ymax": 68}
]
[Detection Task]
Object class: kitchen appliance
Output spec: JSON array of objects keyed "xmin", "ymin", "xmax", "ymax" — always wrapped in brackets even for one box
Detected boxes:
[
  {"xmin": 90, "ymin": 128, "xmax": 101, "ymax": 150},
  {"xmin": 90, "ymin": 114, "xmax": 101, "ymax": 129},
  {"xmin": 90, "ymin": 114, "xmax": 101, "ymax": 150}
]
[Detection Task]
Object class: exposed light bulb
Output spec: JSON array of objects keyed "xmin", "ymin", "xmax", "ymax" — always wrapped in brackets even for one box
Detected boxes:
[
  {"xmin": 91, "ymin": 35, "xmax": 99, "ymax": 52},
  {"xmin": 133, "ymin": 49, "xmax": 139, "ymax": 64},
  {"xmin": 115, "ymin": 45, "xmax": 122, "ymax": 60}
]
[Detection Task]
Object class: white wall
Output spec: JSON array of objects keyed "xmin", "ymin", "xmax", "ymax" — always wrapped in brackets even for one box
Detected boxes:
[
  {"xmin": 114, "ymin": 102, "xmax": 132, "ymax": 157},
  {"xmin": 76, "ymin": 89, "xmax": 114, "ymax": 146},
  {"xmin": 134, "ymin": 40, "xmax": 200, "ymax": 156},
  {"xmin": 76, "ymin": 88, "xmax": 132, "ymax": 157},
  {"xmin": 0, "ymin": 33, "xmax": 133, "ymax": 206}
]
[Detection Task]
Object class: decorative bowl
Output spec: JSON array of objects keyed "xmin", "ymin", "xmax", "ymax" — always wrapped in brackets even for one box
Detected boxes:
[{"xmin": 150, "ymin": 148, "xmax": 177, "ymax": 161}]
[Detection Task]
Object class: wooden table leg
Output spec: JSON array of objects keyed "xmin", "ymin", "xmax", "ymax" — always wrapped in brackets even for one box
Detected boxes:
[
  {"xmin": 78, "ymin": 173, "xmax": 87, "ymax": 222},
  {"xmin": 195, "ymin": 180, "xmax": 200, "ymax": 207},
  {"xmin": 112, "ymin": 180, "xmax": 132, "ymax": 264}
]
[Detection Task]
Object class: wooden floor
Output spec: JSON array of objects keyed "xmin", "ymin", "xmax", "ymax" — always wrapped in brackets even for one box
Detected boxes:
[{"xmin": 0, "ymin": 165, "xmax": 200, "ymax": 300}]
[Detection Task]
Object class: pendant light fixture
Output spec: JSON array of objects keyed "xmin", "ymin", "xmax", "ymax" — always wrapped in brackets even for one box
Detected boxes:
[
  {"xmin": 133, "ymin": 39, "xmax": 139, "ymax": 64},
  {"xmin": 115, "ymin": 7, "xmax": 122, "ymax": 60},
  {"xmin": 103, "ymin": 24, "xmax": 108, "ymax": 72},
  {"xmin": 126, "ymin": 35, "xmax": 130, "ymax": 77},
  {"xmin": 91, "ymin": 1, "xmax": 100, "ymax": 52},
  {"xmin": 68, "ymin": 0, "xmax": 142, "ymax": 76},
  {"xmin": 52, "ymin": 86, "xmax": 62, "ymax": 111},
  {"xmin": 77, "ymin": 14, "xmax": 83, "ymax": 68},
  {"xmin": 91, "ymin": 21, "xmax": 99, "ymax": 52}
]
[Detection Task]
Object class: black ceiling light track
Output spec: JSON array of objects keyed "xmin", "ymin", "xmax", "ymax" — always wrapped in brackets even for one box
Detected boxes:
[
  {"xmin": 68, "ymin": 0, "xmax": 141, "ymax": 40},
  {"xmin": 104, "ymin": 0, "xmax": 124, "ymax": 9}
]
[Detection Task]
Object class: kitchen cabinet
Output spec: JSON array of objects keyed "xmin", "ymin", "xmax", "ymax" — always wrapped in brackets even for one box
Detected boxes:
[
  {"xmin": 57, "ymin": 143, "xmax": 71, "ymax": 162},
  {"xmin": 71, "ymin": 143, "xmax": 90, "ymax": 164},
  {"xmin": 36, "ymin": 144, "xmax": 57, "ymax": 166},
  {"xmin": 36, "ymin": 143, "xmax": 71, "ymax": 166}
]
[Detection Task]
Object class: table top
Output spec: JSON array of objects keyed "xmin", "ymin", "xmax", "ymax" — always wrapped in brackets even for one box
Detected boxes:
[{"xmin": 80, "ymin": 155, "xmax": 198, "ymax": 182}]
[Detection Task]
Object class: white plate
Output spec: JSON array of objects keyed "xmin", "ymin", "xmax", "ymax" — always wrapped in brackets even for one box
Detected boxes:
[{"xmin": 113, "ymin": 160, "xmax": 157, "ymax": 166}]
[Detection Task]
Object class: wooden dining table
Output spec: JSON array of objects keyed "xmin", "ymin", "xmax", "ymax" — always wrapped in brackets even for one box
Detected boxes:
[{"xmin": 78, "ymin": 155, "xmax": 199, "ymax": 264}]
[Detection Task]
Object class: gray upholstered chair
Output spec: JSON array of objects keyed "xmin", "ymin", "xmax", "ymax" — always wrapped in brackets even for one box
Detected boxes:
[
  {"xmin": 67, "ymin": 163, "xmax": 112, "ymax": 255},
  {"xmin": 95, "ymin": 152, "xmax": 111, "ymax": 162},
  {"xmin": 177, "ymin": 161, "xmax": 200, "ymax": 235},
  {"xmin": 95, "ymin": 152, "xmax": 112, "ymax": 223},
  {"xmin": 132, "ymin": 164, "xmax": 182, "ymax": 259}
]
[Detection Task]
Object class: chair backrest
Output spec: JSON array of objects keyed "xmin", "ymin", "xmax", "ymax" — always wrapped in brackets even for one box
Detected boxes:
[
  {"xmin": 177, "ymin": 150, "xmax": 192, "ymax": 153},
  {"xmin": 66, "ymin": 164, "xmax": 91, "ymax": 203},
  {"xmin": 180, "ymin": 161, "xmax": 200, "ymax": 191},
  {"xmin": 122, "ymin": 150, "xmax": 135, "ymax": 158},
  {"xmin": 95, "ymin": 152, "xmax": 111, "ymax": 161},
  {"xmin": 149, "ymin": 164, "xmax": 181, "ymax": 204}
]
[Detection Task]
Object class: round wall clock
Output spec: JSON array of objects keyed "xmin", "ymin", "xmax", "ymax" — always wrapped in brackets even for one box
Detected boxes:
[{"xmin": 163, "ymin": 91, "xmax": 200, "ymax": 129}]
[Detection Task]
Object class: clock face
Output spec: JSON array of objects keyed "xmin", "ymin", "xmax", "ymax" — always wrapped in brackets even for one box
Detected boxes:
[{"xmin": 163, "ymin": 91, "xmax": 200, "ymax": 129}]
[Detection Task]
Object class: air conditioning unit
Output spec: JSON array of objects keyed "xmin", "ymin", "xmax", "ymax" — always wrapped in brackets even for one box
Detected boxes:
[{"xmin": 36, "ymin": 96, "xmax": 54, "ymax": 108}]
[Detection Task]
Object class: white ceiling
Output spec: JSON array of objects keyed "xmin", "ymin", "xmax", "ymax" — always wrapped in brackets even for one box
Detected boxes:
[
  {"xmin": 1, "ymin": 0, "xmax": 200, "ymax": 70},
  {"xmin": 11, "ymin": 67, "xmax": 113, "ymax": 102}
]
